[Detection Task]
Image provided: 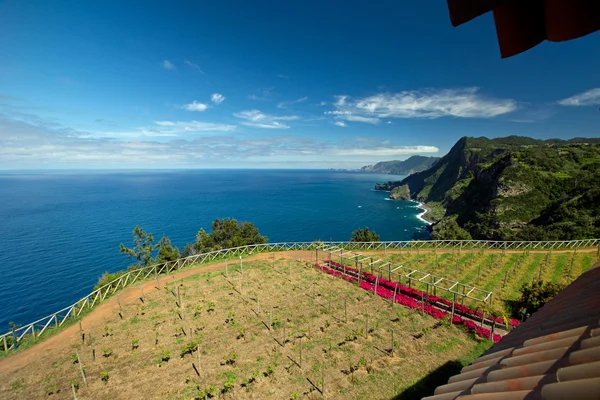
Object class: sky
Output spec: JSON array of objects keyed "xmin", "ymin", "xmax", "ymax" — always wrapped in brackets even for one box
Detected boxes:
[{"xmin": 1, "ymin": 1, "xmax": 599, "ymax": 169}]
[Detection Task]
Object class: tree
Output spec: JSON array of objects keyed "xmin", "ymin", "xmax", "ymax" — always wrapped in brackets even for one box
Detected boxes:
[
  {"xmin": 350, "ymin": 227, "xmax": 380, "ymax": 242},
  {"xmin": 191, "ymin": 218, "xmax": 268, "ymax": 254},
  {"xmin": 156, "ymin": 236, "xmax": 180, "ymax": 263},
  {"xmin": 119, "ymin": 226, "xmax": 161, "ymax": 268}
]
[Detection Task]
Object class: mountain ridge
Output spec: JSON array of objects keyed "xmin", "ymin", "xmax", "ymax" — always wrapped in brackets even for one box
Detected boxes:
[
  {"xmin": 360, "ymin": 155, "xmax": 439, "ymax": 175},
  {"xmin": 375, "ymin": 136, "xmax": 600, "ymax": 240}
]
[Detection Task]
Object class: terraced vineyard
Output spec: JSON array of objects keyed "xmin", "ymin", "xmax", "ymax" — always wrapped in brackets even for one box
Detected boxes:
[
  {"xmin": 0, "ymin": 247, "xmax": 596, "ymax": 400},
  {"xmin": 362, "ymin": 248, "xmax": 597, "ymax": 317},
  {"xmin": 0, "ymin": 252, "xmax": 492, "ymax": 400}
]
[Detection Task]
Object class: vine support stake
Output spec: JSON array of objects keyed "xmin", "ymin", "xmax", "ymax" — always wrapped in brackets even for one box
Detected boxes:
[
  {"xmin": 79, "ymin": 320, "xmax": 84, "ymax": 343},
  {"xmin": 117, "ymin": 298, "xmax": 123, "ymax": 319},
  {"xmin": 71, "ymin": 383, "xmax": 78, "ymax": 400},
  {"xmin": 390, "ymin": 330, "xmax": 394, "ymax": 357},
  {"xmin": 76, "ymin": 352, "xmax": 87, "ymax": 386},
  {"xmin": 177, "ymin": 286, "xmax": 181, "ymax": 308}
]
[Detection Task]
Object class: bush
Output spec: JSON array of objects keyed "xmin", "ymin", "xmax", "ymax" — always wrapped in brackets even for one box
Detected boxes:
[{"xmin": 511, "ymin": 280, "xmax": 565, "ymax": 320}]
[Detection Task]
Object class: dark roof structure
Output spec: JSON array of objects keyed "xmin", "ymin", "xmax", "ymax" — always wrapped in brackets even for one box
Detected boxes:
[
  {"xmin": 424, "ymin": 260, "xmax": 600, "ymax": 400},
  {"xmin": 446, "ymin": 0, "xmax": 600, "ymax": 58}
]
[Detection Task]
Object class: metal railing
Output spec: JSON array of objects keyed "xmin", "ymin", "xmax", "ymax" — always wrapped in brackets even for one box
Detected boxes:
[{"xmin": 2, "ymin": 238, "xmax": 599, "ymax": 351}]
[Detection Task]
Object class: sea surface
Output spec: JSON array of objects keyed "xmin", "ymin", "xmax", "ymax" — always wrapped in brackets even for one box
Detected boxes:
[{"xmin": 0, "ymin": 170, "xmax": 427, "ymax": 330}]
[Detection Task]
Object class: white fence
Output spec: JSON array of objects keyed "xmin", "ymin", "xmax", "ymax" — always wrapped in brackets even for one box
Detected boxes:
[{"xmin": 2, "ymin": 239, "xmax": 599, "ymax": 351}]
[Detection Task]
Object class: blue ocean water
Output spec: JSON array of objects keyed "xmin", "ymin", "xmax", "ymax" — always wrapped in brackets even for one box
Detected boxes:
[{"xmin": 0, "ymin": 170, "xmax": 427, "ymax": 329}]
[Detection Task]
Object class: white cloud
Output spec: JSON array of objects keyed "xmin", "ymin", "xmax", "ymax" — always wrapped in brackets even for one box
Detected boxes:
[
  {"xmin": 233, "ymin": 109, "xmax": 299, "ymax": 129},
  {"xmin": 0, "ymin": 112, "xmax": 441, "ymax": 168},
  {"xmin": 248, "ymin": 87, "xmax": 275, "ymax": 101},
  {"xmin": 330, "ymin": 145, "xmax": 439, "ymax": 156},
  {"xmin": 277, "ymin": 96, "xmax": 308, "ymax": 109},
  {"xmin": 334, "ymin": 121, "xmax": 347, "ymax": 127},
  {"xmin": 184, "ymin": 60, "xmax": 203, "ymax": 73},
  {"xmin": 182, "ymin": 101, "xmax": 209, "ymax": 112},
  {"xmin": 153, "ymin": 120, "xmax": 235, "ymax": 133},
  {"xmin": 558, "ymin": 88, "xmax": 600, "ymax": 106},
  {"xmin": 326, "ymin": 88, "xmax": 517, "ymax": 124},
  {"xmin": 163, "ymin": 60, "xmax": 175, "ymax": 70},
  {"xmin": 211, "ymin": 93, "xmax": 225, "ymax": 105}
]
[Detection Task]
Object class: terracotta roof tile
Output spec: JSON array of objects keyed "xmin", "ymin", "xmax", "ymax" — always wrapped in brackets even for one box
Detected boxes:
[{"xmin": 423, "ymin": 261, "xmax": 600, "ymax": 400}]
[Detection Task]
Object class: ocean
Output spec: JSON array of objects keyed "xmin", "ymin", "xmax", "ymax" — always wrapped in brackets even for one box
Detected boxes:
[{"xmin": 0, "ymin": 170, "xmax": 427, "ymax": 330}]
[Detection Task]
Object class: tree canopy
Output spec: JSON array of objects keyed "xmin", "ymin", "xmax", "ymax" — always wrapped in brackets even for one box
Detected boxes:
[
  {"xmin": 184, "ymin": 218, "xmax": 268, "ymax": 256},
  {"xmin": 119, "ymin": 226, "xmax": 179, "ymax": 267},
  {"xmin": 350, "ymin": 227, "xmax": 380, "ymax": 242}
]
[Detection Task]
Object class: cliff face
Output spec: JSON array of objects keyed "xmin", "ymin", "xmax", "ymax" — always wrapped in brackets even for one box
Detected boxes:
[
  {"xmin": 374, "ymin": 136, "xmax": 600, "ymax": 240},
  {"xmin": 389, "ymin": 184, "xmax": 411, "ymax": 200},
  {"xmin": 361, "ymin": 155, "xmax": 439, "ymax": 175}
]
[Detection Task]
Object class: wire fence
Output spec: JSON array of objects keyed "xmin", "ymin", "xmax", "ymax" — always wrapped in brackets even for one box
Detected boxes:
[{"xmin": 2, "ymin": 238, "xmax": 599, "ymax": 351}]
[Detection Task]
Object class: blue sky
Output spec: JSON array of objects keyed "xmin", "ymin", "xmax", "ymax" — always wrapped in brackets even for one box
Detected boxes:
[{"xmin": 1, "ymin": 1, "xmax": 599, "ymax": 169}]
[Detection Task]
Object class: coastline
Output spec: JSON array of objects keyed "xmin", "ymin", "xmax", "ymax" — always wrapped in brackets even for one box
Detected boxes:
[{"xmin": 412, "ymin": 200, "xmax": 433, "ymax": 224}]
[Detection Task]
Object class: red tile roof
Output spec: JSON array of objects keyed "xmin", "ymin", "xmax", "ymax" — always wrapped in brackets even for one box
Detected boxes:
[
  {"xmin": 446, "ymin": 0, "xmax": 600, "ymax": 58},
  {"xmin": 424, "ymin": 260, "xmax": 600, "ymax": 400}
]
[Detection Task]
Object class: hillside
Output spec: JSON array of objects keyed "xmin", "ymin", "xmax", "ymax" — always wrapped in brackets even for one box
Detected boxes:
[
  {"xmin": 375, "ymin": 136, "xmax": 600, "ymax": 240},
  {"xmin": 360, "ymin": 155, "xmax": 439, "ymax": 175}
]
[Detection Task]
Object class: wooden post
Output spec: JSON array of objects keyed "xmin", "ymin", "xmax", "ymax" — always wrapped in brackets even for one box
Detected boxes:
[
  {"xmin": 388, "ymin": 263, "xmax": 391, "ymax": 281},
  {"xmin": 283, "ymin": 325, "xmax": 286, "ymax": 346},
  {"xmin": 374, "ymin": 276, "xmax": 378, "ymax": 295},
  {"xmin": 392, "ymin": 285, "xmax": 398, "ymax": 306},
  {"xmin": 3, "ymin": 335, "xmax": 7, "ymax": 352},
  {"xmin": 344, "ymin": 298, "xmax": 347, "ymax": 323},
  {"xmin": 365, "ymin": 313, "xmax": 368, "ymax": 338},
  {"xmin": 269, "ymin": 309, "xmax": 272, "ymax": 330},
  {"xmin": 391, "ymin": 330, "xmax": 394, "ymax": 357},
  {"xmin": 321, "ymin": 355, "xmax": 325, "ymax": 398},
  {"xmin": 491, "ymin": 319, "xmax": 495, "ymax": 340},
  {"xmin": 197, "ymin": 346, "xmax": 201, "ymax": 377},
  {"xmin": 79, "ymin": 320, "xmax": 84, "ymax": 343},
  {"xmin": 92, "ymin": 347, "xmax": 95, "ymax": 361},
  {"xmin": 225, "ymin": 261, "xmax": 228, "ymax": 277},
  {"xmin": 71, "ymin": 382, "xmax": 78, "ymax": 400},
  {"xmin": 118, "ymin": 298, "xmax": 123, "ymax": 319},
  {"xmin": 240, "ymin": 256, "xmax": 243, "ymax": 275},
  {"xmin": 177, "ymin": 286, "xmax": 181, "ymax": 308},
  {"xmin": 299, "ymin": 337, "xmax": 303, "ymax": 369},
  {"xmin": 451, "ymin": 293, "xmax": 456, "ymax": 323},
  {"xmin": 421, "ymin": 292, "xmax": 424, "ymax": 315},
  {"xmin": 358, "ymin": 266, "xmax": 363, "ymax": 287},
  {"xmin": 76, "ymin": 352, "xmax": 87, "ymax": 386}
]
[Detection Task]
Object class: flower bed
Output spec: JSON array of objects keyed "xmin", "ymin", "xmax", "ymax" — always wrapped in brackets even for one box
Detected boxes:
[
  {"xmin": 315, "ymin": 262, "xmax": 503, "ymax": 342},
  {"xmin": 323, "ymin": 260, "xmax": 519, "ymax": 328}
]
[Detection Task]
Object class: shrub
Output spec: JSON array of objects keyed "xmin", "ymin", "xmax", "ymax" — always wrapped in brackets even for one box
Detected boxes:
[
  {"xmin": 511, "ymin": 280, "xmax": 566, "ymax": 320},
  {"xmin": 181, "ymin": 341, "xmax": 198, "ymax": 358},
  {"xmin": 161, "ymin": 350, "xmax": 171, "ymax": 362},
  {"xmin": 132, "ymin": 339, "xmax": 139, "ymax": 350},
  {"xmin": 100, "ymin": 370, "xmax": 109, "ymax": 383},
  {"xmin": 102, "ymin": 348, "xmax": 112, "ymax": 358}
]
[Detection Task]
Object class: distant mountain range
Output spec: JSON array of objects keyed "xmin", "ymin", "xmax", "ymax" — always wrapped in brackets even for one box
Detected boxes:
[
  {"xmin": 375, "ymin": 136, "xmax": 600, "ymax": 241},
  {"xmin": 360, "ymin": 155, "xmax": 440, "ymax": 175}
]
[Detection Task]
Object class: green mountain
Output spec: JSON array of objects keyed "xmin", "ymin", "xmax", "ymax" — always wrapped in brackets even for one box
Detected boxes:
[
  {"xmin": 360, "ymin": 155, "xmax": 439, "ymax": 175},
  {"xmin": 375, "ymin": 136, "xmax": 600, "ymax": 240}
]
